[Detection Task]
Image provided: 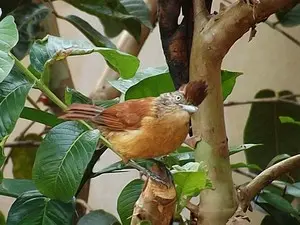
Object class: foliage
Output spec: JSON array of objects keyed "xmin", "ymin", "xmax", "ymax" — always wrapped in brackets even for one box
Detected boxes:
[{"xmin": 0, "ymin": 2, "xmax": 300, "ymax": 225}]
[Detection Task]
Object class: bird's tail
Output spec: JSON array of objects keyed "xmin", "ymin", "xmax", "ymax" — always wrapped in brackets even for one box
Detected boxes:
[
  {"xmin": 60, "ymin": 104, "xmax": 103, "ymax": 121},
  {"xmin": 179, "ymin": 80, "xmax": 208, "ymax": 106}
]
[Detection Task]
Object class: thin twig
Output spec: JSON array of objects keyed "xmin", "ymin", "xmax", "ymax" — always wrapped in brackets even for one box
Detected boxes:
[
  {"xmin": 264, "ymin": 20, "xmax": 300, "ymax": 47},
  {"xmin": 27, "ymin": 96, "xmax": 41, "ymax": 110},
  {"xmin": 238, "ymin": 154, "xmax": 300, "ymax": 212},
  {"xmin": 224, "ymin": 94, "xmax": 300, "ymax": 107},
  {"xmin": 4, "ymin": 141, "xmax": 41, "ymax": 148}
]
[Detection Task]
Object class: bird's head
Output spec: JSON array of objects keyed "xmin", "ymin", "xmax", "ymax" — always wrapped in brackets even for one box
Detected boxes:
[
  {"xmin": 156, "ymin": 80, "xmax": 208, "ymax": 115},
  {"xmin": 157, "ymin": 91, "xmax": 198, "ymax": 114}
]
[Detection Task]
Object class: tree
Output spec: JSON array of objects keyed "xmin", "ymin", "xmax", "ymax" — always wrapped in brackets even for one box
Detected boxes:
[{"xmin": 0, "ymin": 0, "xmax": 300, "ymax": 225}]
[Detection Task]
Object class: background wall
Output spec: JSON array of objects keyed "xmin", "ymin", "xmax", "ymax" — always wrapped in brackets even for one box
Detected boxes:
[{"xmin": 1, "ymin": 1, "xmax": 300, "ymax": 224}]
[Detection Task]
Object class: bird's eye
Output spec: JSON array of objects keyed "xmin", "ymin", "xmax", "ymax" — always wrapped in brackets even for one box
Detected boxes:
[{"xmin": 175, "ymin": 95, "xmax": 182, "ymax": 101}]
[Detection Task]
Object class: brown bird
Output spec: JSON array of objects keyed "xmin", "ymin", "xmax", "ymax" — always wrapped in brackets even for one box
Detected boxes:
[{"xmin": 61, "ymin": 80, "xmax": 207, "ymax": 181}]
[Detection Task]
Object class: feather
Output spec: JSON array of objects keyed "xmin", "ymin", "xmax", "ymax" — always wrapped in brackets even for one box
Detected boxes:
[
  {"xmin": 179, "ymin": 80, "xmax": 208, "ymax": 106},
  {"xmin": 60, "ymin": 98, "xmax": 155, "ymax": 132}
]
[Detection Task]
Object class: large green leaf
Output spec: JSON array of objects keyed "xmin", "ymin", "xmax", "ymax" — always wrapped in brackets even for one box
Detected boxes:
[
  {"xmin": 110, "ymin": 66, "xmax": 175, "ymax": 100},
  {"xmin": 171, "ymin": 162, "xmax": 211, "ymax": 213},
  {"xmin": 10, "ymin": 3, "xmax": 50, "ymax": 59},
  {"xmin": 0, "ymin": 67, "xmax": 32, "ymax": 141},
  {"xmin": 63, "ymin": 15, "xmax": 116, "ymax": 49},
  {"xmin": 258, "ymin": 203, "xmax": 300, "ymax": 225},
  {"xmin": 221, "ymin": 70, "xmax": 242, "ymax": 101},
  {"xmin": 117, "ymin": 179, "xmax": 143, "ymax": 225},
  {"xmin": 0, "ymin": 178, "xmax": 36, "ymax": 198},
  {"xmin": 64, "ymin": 0, "xmax": 152, "ymax": 40},
  {"xmin": 7, "ymin": 190, "xmax": 74, "ymax": 225},
  {"xmin": 20, "ymin": 107, "xmax": 63, "ymax": 127},
  {"xmin": 244, "ymin": 90, "xmax": 300, "ymax": 180},
  {"xmin": 32, "ymin": 121, "xmax": 100, "ymax": 202},
  {"xmin": 0, "ymin": 15, "xmax": 18, "ymax": 82},
  {"xmin": 276, "ymin": 4, "xmax": 300, "ymax": 27},
  {"xmin": 29, "ymin": 35, "xmax": 139, "ymax": 84},
  {"xmin": 78, "ymin": 210, "xmax": 121, "ymax": 225},
  {"xmin": 259, "ymin": 191, "xmax": 300, "ymax": 220},
  {"xmin": 11, "ymin": 134, "xmax": 42, "ymax": 179}
]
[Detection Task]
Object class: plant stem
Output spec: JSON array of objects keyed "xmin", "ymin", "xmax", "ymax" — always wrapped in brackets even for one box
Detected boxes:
[{"xmin": 11, "ymin": 54, "xmax": 112, "ymax": 148}]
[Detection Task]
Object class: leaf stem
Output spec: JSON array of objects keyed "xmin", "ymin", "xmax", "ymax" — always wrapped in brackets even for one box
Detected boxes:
[{"xmin": 11, "ymin": 54, "xmax": 112, "ymax": 147}]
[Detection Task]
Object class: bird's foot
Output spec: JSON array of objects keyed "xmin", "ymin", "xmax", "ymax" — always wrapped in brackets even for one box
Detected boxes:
[
  {"xmin": 127, "ymin": 160, "xmax": 171, "ymax": 188},
  {"xmin": 184, "ymin": 135, "xmax": 202, "ymax": 149}
]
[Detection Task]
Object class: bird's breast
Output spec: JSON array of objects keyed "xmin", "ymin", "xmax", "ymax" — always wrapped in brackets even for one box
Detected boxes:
[{"xmin": 106, "ymin": 110, "xmax": 190, "ymax": 160}]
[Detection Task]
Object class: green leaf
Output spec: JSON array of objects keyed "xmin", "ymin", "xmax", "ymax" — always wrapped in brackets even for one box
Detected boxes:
[
  {"xmin": 267, "ymin": 154, "xmax": 291, "ymax": 168},
  {"xmin": 0, "ymin": 137, "xmax": 6, "ymax": 169},
  {"xmin": 117, "ymin": 179, "xmax": 143, "ymax": 225},
  {"xmin": 63, "ymin": 15, "xmax": 116, "ymax": 49},
  {"xmin": 78, "ymin": 210, "xmax": 121, "ymax": 225},
  {"xmin": 230, "ymin": 162, "xmax": 262, "ymax": 171},
  {"xmin": 259, "ymin": 191, "xmax": 300, "ymax": 219},
  {"xmin": 0, "ymin": 67, "xmax": 32, "ymax": 141},
  {"xmin": 30, "ymin": 35, "xmax": 139, "ymax": 85},
  {"xmin": 229, "ymin": 144, "xmax": 263, "ymax": 156},
  {"xmin": 160, "ymin": 145, "xmax": 195, "ymax": 168},
  {"xmin": 0, "ymin": 179, "xmax": 36, "ymax": 198},
  {"xmin": 271, "ymin": 181, "xmax": 300, "ymax": 198},
  {"xmin": 258, "ymin": 203, "xmax": 300, "ymax": 225},
  {"xmin": 10, "ymin": 3, "xmax": 50, "ymax": 59},
  {"xmin": 276, "ymin": 4, "xmax": 300, "ymax": 27},
  {"xmin": 221, "ymin": 70, "xmax": 242, "ymax": 101},
  {"xmin": 7, "ymin": 190, "xmax": 74, "ymax": 225},
  {"xmin": 244, "ymin": 90, "xmax": 300, "ymax": 180},
  {"xmin": 64, "ymin": 87, "xmax": 119, "ymax": 107},
  {"xmin": 20, "ymin": 107, "xmax": 63, "ymax": 127},
  {"xmin": 32, "ymin": 121, "xmax": 100, "ymax": 202},
  {"xmin": 0, "ymin": 15, "xmax": 18, "ymax": 83},
  {"xmin": 99, "ymin": 16, "xmax": 124, "ymax": 38},
  {"xmin": 0, "ymin": 211, "xmax": 5, "ymax": 225},
  {"xmin": 171, "ymin": 162, "xmax": 211, "ymax": 213},
  {"xmin": 11, "ymin": 134, "xmax": 42, "ymax": 179},
  {"xmin": 279, "ymin": 116, "xmax": 300, "ymax": 125},
  {"xmin": 110, "ymin": 66, "xmax": 175, "ymax": 100},
  {"xmin": 64, "ymin": 0, "xmax": 152, "ymax": 41}
]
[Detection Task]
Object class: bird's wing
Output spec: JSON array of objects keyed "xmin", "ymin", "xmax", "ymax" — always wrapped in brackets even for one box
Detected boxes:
[{"xmin": 93, "ymin": 98, "xmax": 156, "ymax": 131}]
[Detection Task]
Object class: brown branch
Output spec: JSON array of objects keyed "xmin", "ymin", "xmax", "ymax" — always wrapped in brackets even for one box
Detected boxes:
[
  {"xmin": 186, "ymin": 201, "xmax": 199, "ymax": 216},
  {"xmin": 238, "ymin": 154, "xmax": 300, "ymax": 212},
  {"xmin": 202, "ymin": 0, "xmax": 298, "ymax": 59},
  {"xmin": 131, "ymin": 164, "xmax": 176, "ymax": 225}
]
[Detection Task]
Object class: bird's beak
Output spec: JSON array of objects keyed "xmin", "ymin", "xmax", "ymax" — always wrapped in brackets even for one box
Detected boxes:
[{"xmin": 179, "ymin": 104, "xmax": 198, "ymax": 114}]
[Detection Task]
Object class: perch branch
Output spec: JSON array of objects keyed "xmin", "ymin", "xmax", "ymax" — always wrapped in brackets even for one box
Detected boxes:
[
  {"xmin": 131, "ymin": 163, "xmax": 176, "ymax": 225},
  {"xmin": 238, "ymin": 154, "xmax": 300, "ymax": 212},
  {"xmin": 90, "ymin": 0, "xmax": 157, "ymax": 100}
]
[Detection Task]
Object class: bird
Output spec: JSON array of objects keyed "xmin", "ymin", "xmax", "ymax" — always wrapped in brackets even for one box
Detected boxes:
[{"xmin": 61, "ymin": 80, "xmax": 207, "ymax": 183}]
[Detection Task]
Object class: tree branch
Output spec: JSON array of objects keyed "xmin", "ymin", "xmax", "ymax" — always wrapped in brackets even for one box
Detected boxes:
[
  {"xmin": 224, "ymin": 94, "xmax": 300, "ymax": 107},
  {"xmin": 238, "ymin": 154, "xmax": 300, "ymax": 212},
  {"xmin": 202, "ymin": 0, "xmax": 298, "ymax": 58}
]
